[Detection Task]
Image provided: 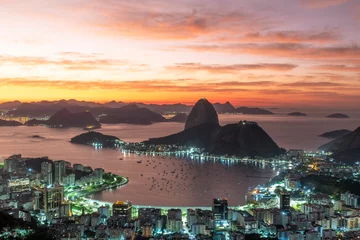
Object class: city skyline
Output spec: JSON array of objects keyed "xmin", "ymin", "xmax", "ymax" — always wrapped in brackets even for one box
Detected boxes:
[{"xmin": 1, "ymin": 0, "xmax": 360, "ymax": 108}]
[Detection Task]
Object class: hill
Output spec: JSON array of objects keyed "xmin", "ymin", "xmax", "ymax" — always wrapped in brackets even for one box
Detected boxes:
[
  {"xmin": 207, "ymin": 121, "xmax": 282, "ymax": 157},
  {"xmin": 25, "ymin": 108, "xmax": 100, "ymax": 128},
  {"xmin": 0, "ymin": 119, "xmax": 23, "ymax": 126},
  {"xmin": 319, "ymin": 129, "xmax": 352, "ymax": 139},
  {"xmin": 71, "ymin": 131, "xmax": 124, "ymax": 148},
  {"xmin": 319, "ymin": 127, "xmax": 360, "ymax": 164},
  {"xmin": 99, "ymin": 104, "xmax": 166, "ymax": 125}
]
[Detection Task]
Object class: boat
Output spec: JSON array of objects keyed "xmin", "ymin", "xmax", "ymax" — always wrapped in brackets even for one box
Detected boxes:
[
  {"xmin": 119, "ymin": 158, "xmax": 123, "ymax": 160},
  {"xmin": 137, "ymin": 160, "xmax": 142, "ymax": 163}
]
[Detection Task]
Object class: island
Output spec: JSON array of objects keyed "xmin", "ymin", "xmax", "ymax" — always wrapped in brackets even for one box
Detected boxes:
[
  {"xmin": 234, "ymin": 107, "xmax": 274, "ymax": 115},
  {"xmin": 288, "ymin": 112, "xmax": 307, "ymax": 116},
  {"xmin": 70, "ymin": 131, "xmax": 125, "ymax": 148},
  {"xmin": 326, "ymin": 113, "xmax": 349, "ymax": 119},
  {"xmin": 0, "ymin": 119, "xmax": 23, "ymax": 126},
  {"xmin": 319, "ymin": 129, "xmax": 352, "ymax": 139}
]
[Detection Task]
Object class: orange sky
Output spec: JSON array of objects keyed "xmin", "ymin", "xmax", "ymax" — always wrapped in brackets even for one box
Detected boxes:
[{"xmin": 0, "ymin": 0, "xmax": 360, "ymax": 108}]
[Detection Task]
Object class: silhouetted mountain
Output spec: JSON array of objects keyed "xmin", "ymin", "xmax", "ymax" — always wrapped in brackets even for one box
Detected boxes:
[
  {"xmin": 326, "ymin": 113, "xmax": 349, "ymax": 118},
  {"xmin": 208, "ymin": 121, "xmax": 282, "ymax": 157},
  {"xmin": 103, "ymin": 101, "xmax": 127, "ymax": 108},
  {"xmin": 10, "ymin": 101, "xmax": 88, "ymax": 117},
  {"xmin": 319, "ymin": 129, "xmax": 352, "ymax": 139},
  {"xmin": 319, "ymin": 127, "xmax": 360, "ymax": 163},
  {"xmin": 0, "ymin": 101, "xmax": 22, "ymax": 110},
  {"xmin": 0, "ymin": 119, "xmax": 23, "ymax": 126},
  {"xmin": 25, "ymin": 108, "xmax": 100, "ymax": 128},
  {"xmin": 288, "ymin": 112, "xmax": 307, "ymax": 116},
  {"xmin": 136, "ymin": 103, "xmax": 192, "ymax": 114},
  {"xmin": 146, "ymin": 123, "xmax": 218, "ymax": 148},
  {"xmin": 234, "ymin": 107, "xmax": 273, "ymax": 115},
  {"xmin": 168, "ymin": 113, "xmax": 188, "ymax": 123},
  {"xmin": 213, "ymin": 101, "xmax": 235, "ymax": 113},
  {"xmin": 185, "ymin": 98, "xmax": 219, "ymax": 130},
  {"xmin": 71, "ymin": 131, "xmax": 124, "ymax": 147},
  {"xmin": 146, "ymin": 98, "xmax": 282, "ymax": 158},
  {"xmin": 99, "ymin": 104, "xmax": 166, "ymax": 125}
]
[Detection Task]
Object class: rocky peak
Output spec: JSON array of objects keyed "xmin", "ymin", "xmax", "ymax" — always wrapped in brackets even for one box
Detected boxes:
[{"xmin": 185, "ymin": 98, "xmax": 219, "ymax": 130}]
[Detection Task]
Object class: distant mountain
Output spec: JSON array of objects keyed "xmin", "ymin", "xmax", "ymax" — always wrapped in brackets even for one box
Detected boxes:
[
  {"xmin": 103, "ymin": 101, "xmax": 127, "ymax": 108},
  {"xmin": 326, "ymin": 113, "xmax": 349, "ymax": 119},
  {"xmin": 99, "ymin": 104, "xmax": 166, "ymax": 125},
  {"xmin": 25, "ymin": 108, "xmax": 100, "ymax": 128},
  {"xmin": 146, "ymin": 98, "xmax": 282, "ymax": 158},
  {"xmin": 319, "ymin": 127, "xmax": 360, "ymax": 163},
  {"xmin": 71, "ymin": 131, "xmax": 124, "ymax": 148},
  {"xmin": 168, "ymin": 113, "xmax": 188, "ymax": 123},
  {"xmin": 319, "ymin": 129, "xmax": 352, "ymax": 139},
  {"xmin": 288, "ymin": 112, "xmax": 307, "ymax": 116},
  {"xmin": 0, "ymin": 119, "xmax": 23, "ymax": 126},
  {"xmin": 135, "ymin": 103, "xmax": 192, "ymax": 114},
  {"xmin": 0, "ymin": 101, "xmax": 22, "ymax": 110},
  {"xmin": 234, "ymin": 107, "xmax": 273, "ymax": 115},
  {"xmin": 185, "ymin": 98, "xmax": 219, "ymax": 130},
  {"xmin": 10, "ymin": 101, "xmax": 89, "ymax": 117},
  {"xmin": 213, "ymin": 101, "xmax": 235, "ymax": 113}
]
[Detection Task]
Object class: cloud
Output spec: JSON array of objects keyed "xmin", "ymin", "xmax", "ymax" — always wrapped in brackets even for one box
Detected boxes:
[
  {"xmin": 300, "ymin": 0, "xmax": 351, "ymax": 9},
  {"xmin": 86, "ymin": 1, "xmax": 266, "ymax": 41},
  {"xmin": 281, "ymin": 81, "xmax": 345, "ymax": 87},
  {"xmin": 312, "ymin": 64, "xmax": 360, "ymax": 72},
  {"xmin": 184, "ymin": 43, "xmax": 360, "ymax": 60},
  {"xmin": 166, "ymin": 63, "xmax": 297, "ymax": 73},
  {"xmin": 0, "ymin": 54, "xmax": 142, "ymax": 71},
  {"xmin": 217, "ymin": 30, "xmax": 340, "ymax": 44}
]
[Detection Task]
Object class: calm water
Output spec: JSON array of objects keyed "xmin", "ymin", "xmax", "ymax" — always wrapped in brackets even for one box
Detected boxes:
[{"xmin": 0, "ymin": 112, "xmax": 359, "ymax": 206}]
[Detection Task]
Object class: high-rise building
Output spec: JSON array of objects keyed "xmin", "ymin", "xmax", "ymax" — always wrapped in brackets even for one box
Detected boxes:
[
  {"xmin": 62, "ymin": 173, "xmax": 75, "ymax": 186},
  {"xmin": 113, "ymin": 201, "xmax": 132, "ymax": 222},
  {"xmin": 39, "ymin": 185, "xmax": 64, "ymax": 214},
  {"xmin": 4, "ymin": 155, "xmax": 27, "ymax": 174},
  {"xmin": 138, "ymin": 208, "xmax": 161, "ymax": 227},
  {"xmin": 41, "ymin": 161, "xmax": 53, "ymax": 186},
  {"xmin": 280, "ymin": 193, "xmax": 291, "ymax": 210},
  {"xmin": 94, "ymin": 168, "xmax": 105, "ymax": 182},
  {"xmin": 167, "ymin": 209, "xmax": 182, "ymax": 233},
  {"xmin": 54, "ymin": 160, "xmax": 66, "ymax": 185},
  {"xmin": 212, "ymin": 198, "xmax": 228, "ymax": 221}
]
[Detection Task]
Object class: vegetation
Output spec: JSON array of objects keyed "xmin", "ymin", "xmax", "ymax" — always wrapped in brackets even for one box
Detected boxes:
[{"xmin": 300, "ymin": 175, "xmax": 360, "ymax": 198}]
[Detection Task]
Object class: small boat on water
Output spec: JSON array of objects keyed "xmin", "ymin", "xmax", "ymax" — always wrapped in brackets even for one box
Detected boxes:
[
  {"xmin": 119, "ymin": 158, "xmax": 123, "ymax": 160},
  {"xmin": 137, "ymin": 160, "xmax": 142, "ymax": 163}
]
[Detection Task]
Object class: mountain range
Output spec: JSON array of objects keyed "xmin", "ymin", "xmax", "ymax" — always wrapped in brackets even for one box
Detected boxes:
[{"xmin": 0, "ymin": 99, "xmax": 273, "ymax": 117}]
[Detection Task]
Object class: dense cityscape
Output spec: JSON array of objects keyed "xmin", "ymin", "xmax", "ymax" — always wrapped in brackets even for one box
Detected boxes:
[
  {"xmin": 2, "ymin": 0, "xmax": 360, "ymax": 239},
  {"xmin": 1, "ymin": 147, "xmax": 360, "ymax": 239}
]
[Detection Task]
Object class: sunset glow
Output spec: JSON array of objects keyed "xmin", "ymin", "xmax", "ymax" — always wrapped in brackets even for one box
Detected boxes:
[{"xmin": 1, "ymin": 0, "xmax": 360, "ymax": 108}]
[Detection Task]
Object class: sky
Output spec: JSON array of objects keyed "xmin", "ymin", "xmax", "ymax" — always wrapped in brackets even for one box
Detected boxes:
[{"xmin": 0, "ymin": 0, "xmax": 360, "ymax": 108}]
